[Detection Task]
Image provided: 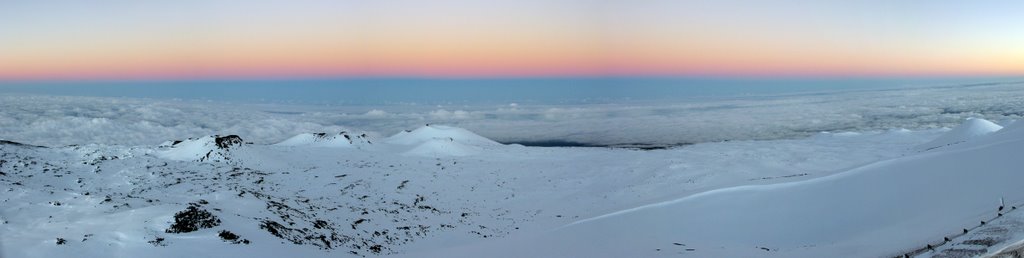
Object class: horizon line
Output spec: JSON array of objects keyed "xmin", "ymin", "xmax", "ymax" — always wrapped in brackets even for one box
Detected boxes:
[{"xmin": 4, "ymin": 73, "xmax": 1024, "ymax": 84}]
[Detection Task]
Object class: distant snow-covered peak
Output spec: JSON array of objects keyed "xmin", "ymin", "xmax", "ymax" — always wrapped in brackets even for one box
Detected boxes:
[
  {"xmin": 385, "ymin": 125, "xmax": 498, "ymax": 147},
  {"xmin": 385, "ymin": 125, "xmax": 500, "ymax": 157},
  {"xmin": 916, "ymin": 118, "xmax": 1002, "ymax": 151},
  {"xmin": 155, "ymin": 135, "xmax": 245, "ymax": 162},
  {"xmin": 274, "ymin": 131, "xmax": 372, "ymax": 148}
]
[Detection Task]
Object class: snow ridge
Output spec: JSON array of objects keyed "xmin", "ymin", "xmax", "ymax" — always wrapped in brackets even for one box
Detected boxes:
[
  {"xmin": 155, "ymin": 135, "xmax": 245, "ymax": 162},
  {"xmin": 275, "ymin": 131, "xmax": 372, "ymax": 148},
  {"xmin": 916, "ymin": 118, "xmax": 1002, "ymax": 151}
]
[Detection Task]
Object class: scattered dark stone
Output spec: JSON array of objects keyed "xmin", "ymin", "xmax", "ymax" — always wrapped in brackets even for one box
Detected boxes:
[
  {"xmin": 259, "ymin": 219, "xmax": 339, "ymax": 249},
  {"xmin": 937, "ymin": 248, "xmax": 987, "ymax": 257},
  {"xmin": 219, "ymin": 230, "xmax": 250, "ymax": 244},
  {"xmin": 260, "ymin": 220, "xmax": 286, "ymax": 239},
  {"xmin": 165, "ymin": 205, "xmax": 221, "ymax": 233},
  {"xmin": 219, "ymin": 230, "xmax": 239, "ymax": 240},
  {"xmin": 369, "ymin": 244, "xmax": 383, "ymax": 254},
  {"xmin": 316, "ymin": 235, "xmax": 331, "ymax": 248},
  {"xmin": 964, "ymin": 238, "xmax": 998, "ymax": 247},
  {"xmin": 148, "ymin": 237, "xmax": 167, "ymax": 246},
  {"xmin": 352, "ymin": 218, "xmax": 367, "ymax": 230},
  {"xmin": 313, "ymin": 220, "xmax": 331, "ymax": 229}
]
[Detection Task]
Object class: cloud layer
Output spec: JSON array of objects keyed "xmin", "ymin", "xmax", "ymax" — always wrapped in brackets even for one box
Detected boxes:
[{"xmin": 1, "ymin": 83, "xmax": 1022, "ymax": 147}]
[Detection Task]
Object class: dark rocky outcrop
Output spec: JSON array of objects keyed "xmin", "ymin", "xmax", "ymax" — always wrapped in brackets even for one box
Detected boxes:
[
  {"xmin": 166, "ymin": 203, "xmax": 221, "ymax": 233},
  {"xmin": 218, "ymin": 230, "xmax": 250, "ymax": 244},
  {"xmin": 215, "ymin": 135, "xmax": 244, "ymax": 149}
]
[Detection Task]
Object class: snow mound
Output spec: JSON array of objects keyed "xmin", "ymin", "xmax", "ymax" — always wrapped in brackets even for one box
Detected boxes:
[
  {"xmin": 916, "ymin": 118, "xmax": 1002, "ymax": 151},
  {"xmin": 385, "ymin": 125, "xmax": 499, "ymax": 157},
  {"xmin": 274, "ymin": 132, "xmax": 372, "ymax": 148},
  {"xmin": 386, "ymin": 125, "xmax": 498, "ymax": 146},
  {"xmin": 155, "ymin": 135, "xmax": 244, "ymax": 162}
]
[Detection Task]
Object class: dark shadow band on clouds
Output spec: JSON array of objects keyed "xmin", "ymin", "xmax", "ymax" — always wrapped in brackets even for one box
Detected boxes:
[{"xmin": 2, "ymin": 76, "xmax": 1022, "ymax": 105}]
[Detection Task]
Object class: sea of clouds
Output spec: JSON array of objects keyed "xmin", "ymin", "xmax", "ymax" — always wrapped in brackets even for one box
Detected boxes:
[{"xmin": 1, "ymin": 83, "xmax": 1022, "ymax": 147}]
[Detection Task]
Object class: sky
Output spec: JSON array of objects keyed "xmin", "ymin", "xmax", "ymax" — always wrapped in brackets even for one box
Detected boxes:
[{"xmin": 1, "ymin": 0, "xmax": 1023, "ymax": 80}]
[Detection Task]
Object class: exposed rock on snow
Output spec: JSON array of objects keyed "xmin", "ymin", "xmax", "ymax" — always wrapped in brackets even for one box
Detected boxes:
[
  {"xmin": 274, "ymin": 131, "xmax": 372, "ymax": 148},
  {"xmin": 165, "ymin": 202, "xmax": 222, "ymax": 234},
  {"xmin": 916, "ymin": 118, "xmax": 1002, "ymax": 151},
  {"xmin": 215, "ymin": 135, "xmax": 244, "ymax": 149},
  {"xmin": 155, "ymin": 135, "xmax": 246, "ymax": 162}
]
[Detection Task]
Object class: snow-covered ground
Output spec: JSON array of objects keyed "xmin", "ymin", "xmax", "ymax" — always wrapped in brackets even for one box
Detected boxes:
[
  {"xmin": 3, "ymin": 84, "xmax": 1024, "ymax": 257},
  {"xmin": 0, "ymin": 122, "xmax": 945, "ymax": 257}
]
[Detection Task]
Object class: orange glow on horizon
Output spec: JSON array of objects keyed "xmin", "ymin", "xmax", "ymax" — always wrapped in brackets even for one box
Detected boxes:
[{"xmin": 2, "ymin": 1, "xmax": 1023, "ymax": 80}]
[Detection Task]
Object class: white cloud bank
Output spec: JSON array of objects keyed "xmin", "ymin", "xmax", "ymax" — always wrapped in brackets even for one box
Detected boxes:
[{"xmin": 1, "ymin": 83, "xmax": 1022, "ymax": 147}]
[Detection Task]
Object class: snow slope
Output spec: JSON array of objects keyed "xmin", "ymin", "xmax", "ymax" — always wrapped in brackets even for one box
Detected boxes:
[
  {"xmin": 385, "ymin": 125, "xmax": 499, "ymax": 147},
  {"xmin": 155, "ymin": 135, "xmax": 245, "ymax": 162},
  {"xmin": 916, "ymin": 118, "xmax": 1003, "ymax": 151},
  {"xmin": 424, "ymin": 122, "xmax": 1024, "ymax": 257}
]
